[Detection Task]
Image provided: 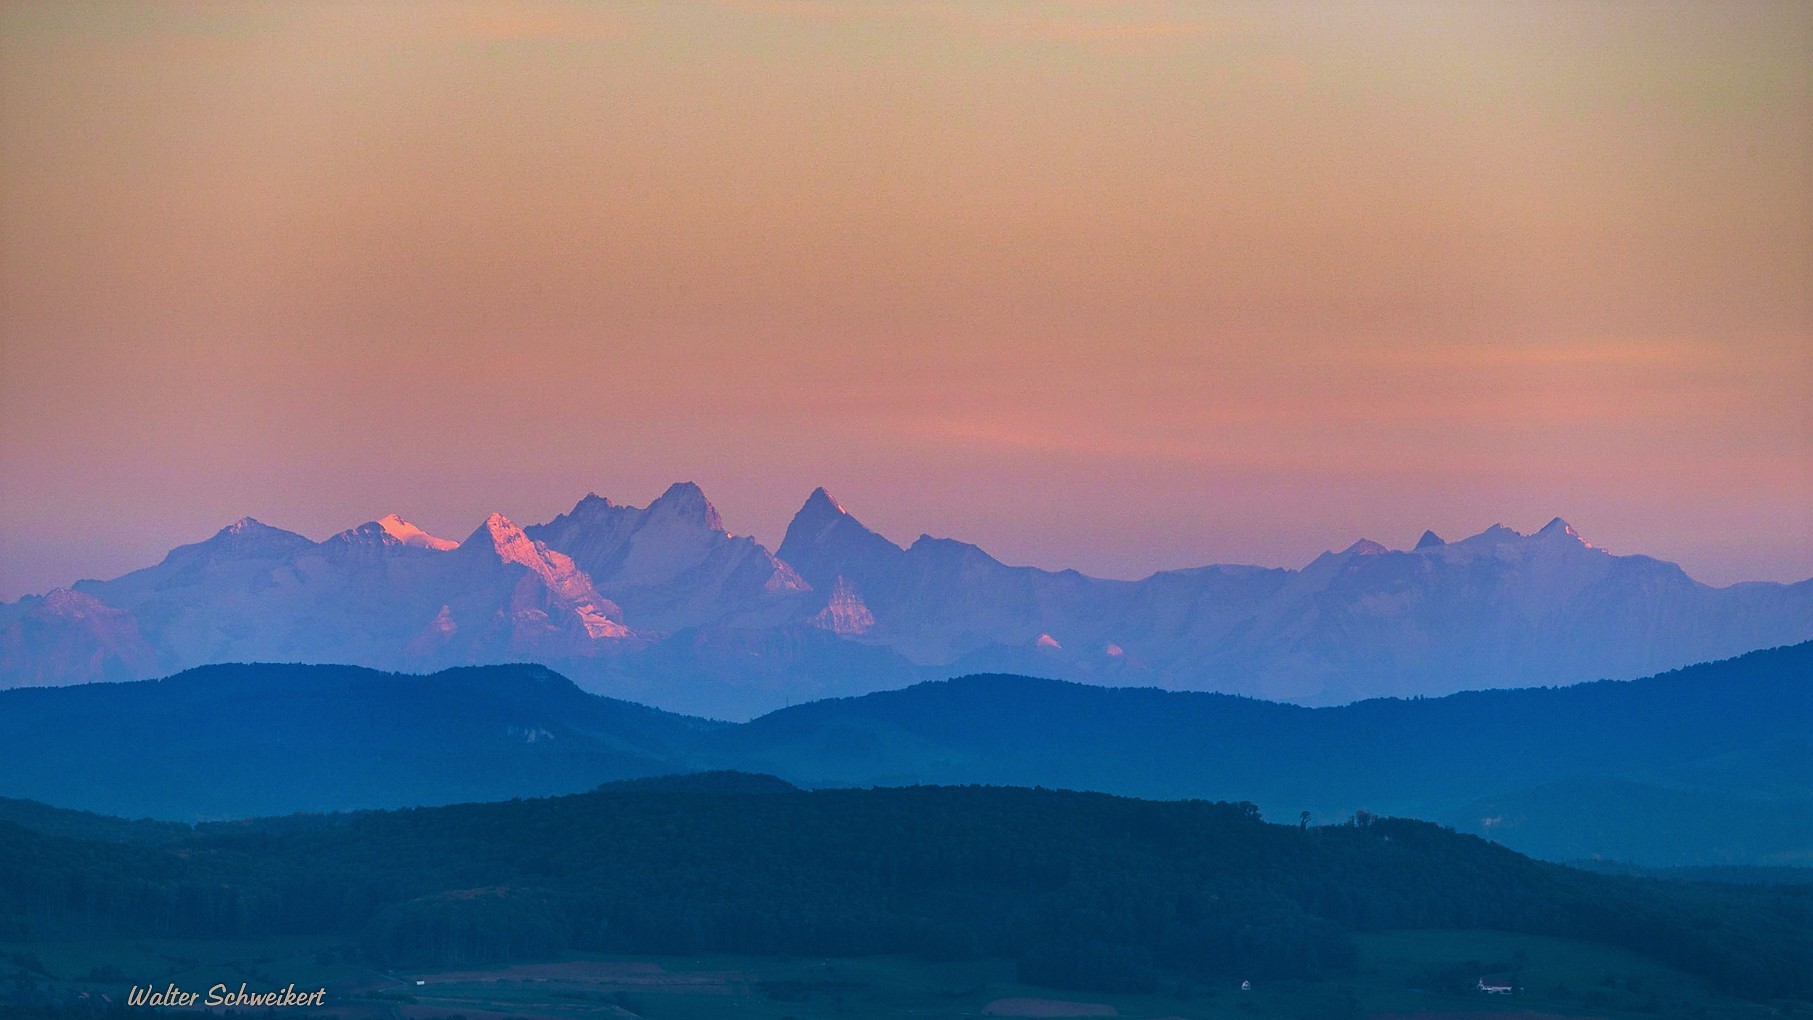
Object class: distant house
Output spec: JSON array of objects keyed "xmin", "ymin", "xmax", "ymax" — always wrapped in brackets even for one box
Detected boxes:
[{"xmin": 1477, "ymin": 977, "xmax": 1513, "ymax": 995}]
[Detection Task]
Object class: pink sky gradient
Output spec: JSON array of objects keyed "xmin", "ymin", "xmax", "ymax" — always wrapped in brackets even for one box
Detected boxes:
[{"xmin": 1, "ymin": 1, "xmax": 1808, "ymax": 597}]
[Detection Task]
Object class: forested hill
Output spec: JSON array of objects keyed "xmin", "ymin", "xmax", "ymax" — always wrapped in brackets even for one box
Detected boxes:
[
  {"xmin": 2, "ymin": 781, "xmax": 1810, "ymax": 1001},
  {"xmin": 0, "ymin": 643, "xmax": 1806, "ymax": 864},
  {"xmin": 0, "ymin": 661, "xmax": 721, "ymax": 819},
  {"xmin": 704, "ymin": 641, "xmax": 1813, "ymax": 864}
]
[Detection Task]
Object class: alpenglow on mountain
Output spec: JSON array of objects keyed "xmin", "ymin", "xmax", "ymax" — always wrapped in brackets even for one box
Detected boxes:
[{"xmin": 2, "ymin": 482, "xmax": 1809, "ymax": 718}]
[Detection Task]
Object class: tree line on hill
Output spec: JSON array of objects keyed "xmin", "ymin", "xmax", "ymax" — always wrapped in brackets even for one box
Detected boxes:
[{"xmin": 2, "ymin": 777, "xmax": 1810, "ymax": 1001}]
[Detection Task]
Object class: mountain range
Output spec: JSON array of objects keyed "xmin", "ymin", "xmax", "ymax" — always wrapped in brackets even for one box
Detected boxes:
[
  {"xmin": 3, "ymin": 482, "xmax": 1810, "ymax": 717},
  {"xmin": 3, "ymin": 643, "xmax": 1806, "ymax": 866}
]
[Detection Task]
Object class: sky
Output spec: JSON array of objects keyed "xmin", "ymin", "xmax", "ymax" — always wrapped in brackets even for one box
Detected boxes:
[{"xmin": 1, "ymin": 0, "xmax": 1809, "ymax": 597}]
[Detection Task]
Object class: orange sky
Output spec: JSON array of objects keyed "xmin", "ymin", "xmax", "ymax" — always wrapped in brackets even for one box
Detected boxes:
[{"xmin": 1, "ymin": 0, "xmax": 1809, "ymax": 595}]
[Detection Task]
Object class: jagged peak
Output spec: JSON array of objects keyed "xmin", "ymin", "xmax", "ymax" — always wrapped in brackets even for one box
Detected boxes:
[
  {"xmin": 1343, "ymin": 538, "xmax": 1389, "ymax": 556},
  {"xmin": 778, "ymin": 487, "xmax": 902, "ymax": 571},
  {"xmin": 805, "ymin": 486, "xmax": 847, "ymax": 516},
  {"xmin": 464, "ymin": 512, "xmax": 529, "ymax": 553},
  {"xmin": 459, "ymin": 512, "xmax": 623, "ymax": 620},
  {"xmin": 1536, "ymin": 516, "xmax": 1592, "ymax": 548},
  {"xmin": 790, "ymin": 487, "xmax": 874, "ymax": 534},
  {"xmin": 1414, "ymin": 529, "xmax": 1446, "ymax": 550},
  {"xmin": 532, "ymin": 491, "xmax": 637, "ymax": 538},
  {"xmin": 1454, "ymin": 520, "xmax": 1593, "ymax": 548},
  {"xmin": 786, "ymin": 488, "xmax": 874, "ymax": 543},
  {"xmin": 333, "ymin": 521, "xmax": 391, "ymax": 543},
  {"xmin": 1464, "ymin": 523, "xmax": 1525, "ymax": 544},
  {"xmin": 573, "ymin": 491, "xmax": 617, "ymax": 511},
  {"xmin": 647, "ymin": 481, "xmax": 724, "ymax": 532}
]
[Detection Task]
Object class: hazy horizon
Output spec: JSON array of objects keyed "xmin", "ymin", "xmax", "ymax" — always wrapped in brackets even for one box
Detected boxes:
[{"xmin": 4, "ymin": 1, "xmax": 1809, "ymax": 596}]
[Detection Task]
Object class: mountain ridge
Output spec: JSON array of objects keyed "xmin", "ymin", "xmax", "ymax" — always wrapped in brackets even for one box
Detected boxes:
[
  {"xmin": 0, "ymin": 643, "xmax": 1805, "ymax": 865},
  {"xmin": 3, "ymin": 483, "xmax": 1809, "ymax": 715}
]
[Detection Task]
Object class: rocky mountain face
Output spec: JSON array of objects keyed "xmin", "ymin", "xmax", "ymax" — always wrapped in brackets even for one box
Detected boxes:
[
  {"xmin": 2, "ymin": 483, "xmax": 1809, "ymax": 716},
  {"xmin": 772, "ymin": 491, "xmax": 1813, "ymax": 705},
  {"xmin": 525, "ymin": 482, "xmax": 808, "ymax": 632}
]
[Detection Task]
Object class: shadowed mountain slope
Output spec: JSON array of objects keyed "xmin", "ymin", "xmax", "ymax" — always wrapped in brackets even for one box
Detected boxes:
[
  {"xmin": 0, "ymin": 645, "xmax": 1804, "ymax": 865},
  {"xmin": 0, "ymin": 662, "xmax": 718, "ymax": 819}
]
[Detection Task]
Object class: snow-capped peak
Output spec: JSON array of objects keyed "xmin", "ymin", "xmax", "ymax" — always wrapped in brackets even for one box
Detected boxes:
[
  {"xmin": 464, "ymin": 513, "xmax": 541, "ymax": 564},
  {"xmin": 376, "ymin": 513, "xmax": 457, "ymax": 551},
  {"xmin": 462, "ymin": 513, "xmax": 629, "ymax": 630}
]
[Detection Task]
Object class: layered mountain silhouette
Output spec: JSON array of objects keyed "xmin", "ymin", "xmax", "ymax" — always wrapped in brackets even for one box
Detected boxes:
[
  {"xmin": 2, "ymin": 482, "xmax": 1809, "ymax": 717},
  {"xmin": 1, "ymin": 644, "xmax": 1806, "ymax": 865}
]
